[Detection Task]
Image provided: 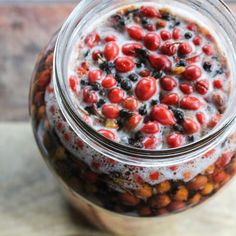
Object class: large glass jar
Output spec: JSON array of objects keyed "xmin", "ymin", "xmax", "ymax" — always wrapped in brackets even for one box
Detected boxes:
[{"xmin": 29, "ymin": 0, "xmax": 236, "ymax": 235}]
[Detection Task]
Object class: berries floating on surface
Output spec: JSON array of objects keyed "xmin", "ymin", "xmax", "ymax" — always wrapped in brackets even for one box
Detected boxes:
[
  {"xmin": 128, "ymin": 114, "xmax": 142, "ymax": 130},
  {"xmin": 92, "ymin": 50, "xmax": 103, "ymax": 61},
  {"xmin": 193, "ymin": 35, "xmax": 202, "ymax": 46},
  {"xmin": 101, "ymin": 75, "xmax": 117, "ymax": 89},
  {"xmin": 183, "ymin": 65, "xmax": 202, "ymax": 81},
  {"xmin": 129, "ymin": 73, "xmax": 139, "ymax": 82},
  {"xmin": 88, "ymin": 69, "xmax": 103, "ymax": 84},
  {"xmin": 140, "ymin": 6, "xmax": 160, "ymax": 18},
  {"xmin": 167, "ymin": 133, "xmax": 184, "ymax": 148},
  {"xmin": 203, "ymin": 62, "xmax": 212, "ymax": 72},
  {"xmin": 141, "ymin": 121, "xmax": 160, "ymax": 134},
  {"xmin": 196, "ymin": 112, "xmax": 206, "ymax": 125},
  {"xmin": 83, "ymin": 87, "xmax": 98, "ymax": 104},
  {"xmin": 144, "ymin": 136, "xmax": 158, "ymax": 149},
  {"xmin": 104, "ymin": 35, "xmax": 117, "ymax": 42},
  {"xmin": 195, "ymin": 79, "xmax": 209, "ymax": 95},
  {"xmin": 183, "ymin": 118, "xmax": 199, "ymax": 134},
  {"xmin": 144, "ymin": 33, "xmax": 161, "ymax": 51},
  {"xmin": 102, "ymin": 104, "xmax": 120, "ymax": 119},
  {"xmin": 213, "ymin": 79, "xmax": 223, "ymax": 89},
  {"xmin": 160, "ymin": 41, "xmax": 177, "ymax": 56},
  {"xmin": 149, "ymin": 54, "xmax": 172, "ymax": 72},
  {"xmin": 161, "ymin": 93, "xmax": 179, "ymax": 106},
  {"xmin": 172, "ymin": 27, "xmax": 181, "ymax": 40},
  {"xmin": 98, "ymin": 129, "xmax": 116, "ymax": 141},
  {"xmin": 108, "ymin": 88, "xmax": 125, "ymax": 103},
  {"xmin": 160, "ymin": 30, "xmax": 172, "ymax": 41},
  {"xmin": 122, "ymin": 97, "xmax": 138, "ymax": 111},
  {"xmin": 179, "ymin": 83, "xmax": 193, "ymax": 95},
  {"xmin": 127, "ymin": 25, "xmax": 144, "ymax": 41},
  {"xmin": 104, "ymin": 42, "xmax": 119, "ymax": 61},
  {"xmin": 139, "ymin": 105, "xmax": 148, "ymax": 116},
  {"xmin": 135, "ymin": 77, "xmax": 157, "ymax": 101},
  {"xmin": 151, "ymin": 104, "xmax": 176, "ymax": 126},
  {"xmin": 184, "ymin": 32, "xmax": 192, "ymax": 39},
  {"xmin": 202, "ymin": 45, "xmax": 213, "ymax": 56},
  {"xmin": 69, "ymin": 76, "xmax": 77, "ymax": 92},
  {"xmin": 121, "ymin": 79, "xmax": 133, "ymax": 91},
  {"xmin": 180, "ymin": 96, "xmax": 202, "ymax": 110},
  {"xmin": 85, "ymin": 32, "xmax": 101, "ymax": 48},
  {"xmin": 115, "ymin": 57, "xmax": 135, "ymax": 73},
  {"xmin": 160, "ymin": 76, "xmax": 177, "ymax": 91},
  {"xmin": 178, "ymin": 42, "xmax": 193, "ymax": 56},
  {"xmin": 122, "ymin": 43, "xmax": 143, "ymax": 56}
]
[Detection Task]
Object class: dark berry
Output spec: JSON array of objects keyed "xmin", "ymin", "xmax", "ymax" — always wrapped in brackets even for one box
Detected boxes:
[
  {"xmin": 99, "ymin": 61, "xmax": 115, "ymax": 74},
  {"xmin": 141, "ymin": 17, "xmax": 149, "ymax": 26},
  {"xmin": 85, "ymin": 106, "xmax": 95, "ymax": 115},
  {"xmin": 203, "ymin": 62, "xmax": 212, "ymax": 72},
  {"xmin": 120, "ymin": 109, "xmax": 133, "ymax": 119},
  {"xmin": 115, "ymin": 73, "xmax": 123, "ymax": 83},
  {"xmin": 139, "ymin": 105, "xmax": 148, "ymax": 116},
  {"xmin": 99, "ymin": 89, "xmax": 106, "ymax": 96},
  {"xmin": 151, "ymin": 99, "xmax": 159, "ymax": 106},
  {"xmin": 111, "ymin": 14, "xmax": 126, "ymax": 31},
  {"xmin": 80, "ymin": 79, "xmax": 88, "ymax": 86},
  {"xmin": 152, "ymin": 70, "xmax": 164, "ymax": 79},
  {"xmin": 92, "ymin": 82, "xmax": 102, "ymax": 91},
  {"xmin": 187, "ymin": 135, "xmax": 195, "ymax": 142},
  {"xmin": 121, "ymin": 80, "xmax": 133, "ymax": 91},
  {"xmin": 213, "ymin": 67, "xmax": 224, "ymax": 77},
  {"xmin": 135, "ymin": 48, "xmax": 150, "ymax": 60},
  {"xmin": 128, "ymin": 138, "xmax": 144, "ymax": 148},
  {"xmin": 161, "ymin": 12, "xmax": 173, "ymax": 21},
  {"xmin": 184, "ymin": 32, "xmax": 193, "ymax": 39},
  {"xmin": 97, "ymin": 99, "xmax": 106, "ymax": 108},
  {"xmin": 176, "ymin": 60, "xmax": 187, "ymax": 67},
  {"xmin": 129, "ymin": 73, "xmax": 139, "ymax": 82},
  {"xmin": 173, "ymin": 109, "xmax": 185, "ymax": 123},
  {"xmin": 134, "ymin": 131, "xmax": 145, "ymax": 141},
  {"xmin": 136, "ymin": 60, "xmax": 143, "ymax": 68},
  {"xmin": 173, "ymin": 124, "xmax": 184, "ymax": 133}
]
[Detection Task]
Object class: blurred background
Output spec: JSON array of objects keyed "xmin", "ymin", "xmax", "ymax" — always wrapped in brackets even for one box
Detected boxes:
[{"xmin": 1, "ymin": 1, "xmax": 236, "ymax": 236}]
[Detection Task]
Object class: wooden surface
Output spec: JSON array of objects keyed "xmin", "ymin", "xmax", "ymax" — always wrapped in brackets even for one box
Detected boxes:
[{"xmin": 1, "ymin": 2, "xmax": 236, "ymax": 236}]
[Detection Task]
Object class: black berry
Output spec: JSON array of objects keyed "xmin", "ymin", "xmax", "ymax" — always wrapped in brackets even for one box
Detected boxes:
[
  {"xmin": 129, "ymin": 73, "xmax": 139, "ymax": 82},
  {"xmin": 121, "ymin": 80, "xmax": 132, "ymax": 91}
]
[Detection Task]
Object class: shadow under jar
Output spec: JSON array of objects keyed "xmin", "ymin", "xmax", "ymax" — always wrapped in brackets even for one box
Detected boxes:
[{"xmin": 29, "ymin": 0, "xmax": 236, "ymax": 235}]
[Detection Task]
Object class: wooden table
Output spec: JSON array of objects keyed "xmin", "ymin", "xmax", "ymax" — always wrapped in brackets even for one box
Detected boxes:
[{"xmin": 1, "ymin": 2, "xmax": 236, "ymax": 236}]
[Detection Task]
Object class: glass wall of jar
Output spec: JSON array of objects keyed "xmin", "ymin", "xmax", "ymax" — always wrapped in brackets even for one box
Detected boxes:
[{"xmin": 29, "ymin": 0, "xmax": 236, "ymax": 234}]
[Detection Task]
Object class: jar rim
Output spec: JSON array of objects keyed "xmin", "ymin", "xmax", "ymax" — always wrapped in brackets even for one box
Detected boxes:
[{"xmin": 53, "ymin": 0, "xmax": 236, "ymax": 166}]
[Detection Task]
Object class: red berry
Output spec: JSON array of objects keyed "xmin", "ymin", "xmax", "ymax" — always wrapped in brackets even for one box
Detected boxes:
[
  {"xmin": 167, "ymin": 133, "xmax": 184, "ymax": 148},
  {"xmin": 151, "ymin": 104, "xmax": 176, "ymax": 126},
  {"xmin": 196, "ymin": 112, "xmax": 206, "ymax": 125},
  {"xmin": 144, "ymin": 33, "xmax": 161, "ymax": 51},
  {"xmin": 115, "ymin": 57, "xmax": 135, "ymax": 73},
  {"xmin": 178, "ymin": 42, "xmax": 192, "ymax": 56},
  {"xmin": 92, "ymin": 50, "xmax": 103, "ymax": 61},
  {"xmin": 104, "ymin": 35, "xmax": 117, "ymax": 42},
  {"xmin": 208, "ymin": 114, "xmax": 221, "ymax": 128},
  {"xmin": 160, "ymin": 76, "xmax": 177, "ymax": 91},
  {"xmin": 213, "ymin": 79, "xmax": 223, "ymax": 89},
  {"xmin": 202, "ymin": 45, "xmax": 213, "ymax": 56},
  {"xmin": 183, "ymin": 118, "xmax": 199, "ymax": 134},
  {"xmin": 122, "ymin": 43, "xmax": 143, "ymax": 56},
  {"xmin": 139, "ymin": 69, "xmax": 151, "ymax": 77},
  {"xmin": 101, "ymin": 75, "xmax": 117, "ymax": 89},
  {"xmin": 144, "ymin": 24, "xmax": 156, "ymax": 31},
  {"xmin": 69, "ymin": 76, "xmax": 77, "ymax": 92},
  {"xmin": 88, "ymin": 69, "xmax": 103, "ymax": 84},
  {"xmin": 108, "ymin": 88, "xmax": 125, "ymax": 103},
  {"xmin": 102, "ymin": 104, "xmax": 120, "ymax": 119},
  {"xmin": 193, "ymin": 35, "xmax": 202, "ymax": 46},
  {"xmin": 179, "ymin": 83, "xmax": 193, "ymax": 95},
  {"xmin": 195, "ymin": 79, "xmax": 209, "ymax": 95},
  {"xmin": 149, "ymin": 171, "xmax": 160, "ymax": 181},
  {"xmin": 85, "ymin": 32, "xmax": 100, "ymax": 48},
  {"xmin": 172, "ymin": 27, "xmax": 181, "ymax": 40},
  {"xmin": 141, "ymin": 122, "xmax": 159, "ymax": 134},
  {"xmin": 144, "ymin": 136, "xmax": 158, "ymax": 149},
  {"xmin": 149, "ymin": 54, "xmax": 172, "ymax": 72},
  {"xmin": 180, "ymin": 96, "xmax": 202, "ymax": 110},
  {"xmin": 128, "ymin": 114, "xmax": 142, "ymax": 129},
  {"xmin": 160, "ymin": 30, "xmax": 171, "ymax": 41},
  {"xmin": 187, "ymin": 23, "xmax": 197, "ymax": 32},
  {"xmin": 140, "ymin": 6, "xmax": 160, "ymax": 18},
  {"xmin": 161, "ymin": 93, "xmax": 179, "ymax": 105},
  {"xmin": 160, "ymin": 41, "xmax": 177, "ymax": 56},
  {"xmin": 83, "ymin": 87, "xmax": 98, "ymax": 104},
  {"xmin": 122, "ymin": 97, "xmax": 138, "ymax": 111},
  {"xmin": 98, "ymin": 129, "xmax": 116, "ymax": 141},
  {"xmin": 104, "ymin": 42, "xmax": 119, "ymax": 61},
  {"xmin": 183, "ymin": 65, "xmax": 202, "ymax": 81},
  {"xmin": 127, "ymin": 25, "xmax": 144, "ymax": 41},
  {"xmin": 186, "ymin": 55, "xmax": 200, "ymax": 64},
  {"xmin": 135, "ymin": 77, "xmax": 157, "ymax": 101}
]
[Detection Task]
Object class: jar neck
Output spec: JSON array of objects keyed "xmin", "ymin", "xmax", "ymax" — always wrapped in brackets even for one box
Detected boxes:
[{"xmin": 53, "ymin": 0, "xmax": 236, "ymax": 166}]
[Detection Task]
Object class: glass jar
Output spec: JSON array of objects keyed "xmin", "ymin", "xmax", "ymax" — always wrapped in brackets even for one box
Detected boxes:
[{"xmin": 29, "ymin": 0, "xmax": 236, "ymax": 235}]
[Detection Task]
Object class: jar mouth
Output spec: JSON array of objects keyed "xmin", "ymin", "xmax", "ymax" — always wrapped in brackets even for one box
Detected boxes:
[{"xmin": 54, "ymin": 0, "xmax": 236, "ymax": 164}]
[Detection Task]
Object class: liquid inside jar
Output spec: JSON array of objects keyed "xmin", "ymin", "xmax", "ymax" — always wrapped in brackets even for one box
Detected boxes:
[
  {"xmin": 31, "ymin": 2, "xmax": 236, "ymax": 221},
  {"xmin": 57, "ymin": 4, "xmax": 232, "ymax": 150}
]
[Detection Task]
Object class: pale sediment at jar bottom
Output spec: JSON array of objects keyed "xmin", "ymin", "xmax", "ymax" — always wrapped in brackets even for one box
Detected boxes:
[{"xmin": 29, "ymin": 0, "xmax": 236, "ymax": 234}]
